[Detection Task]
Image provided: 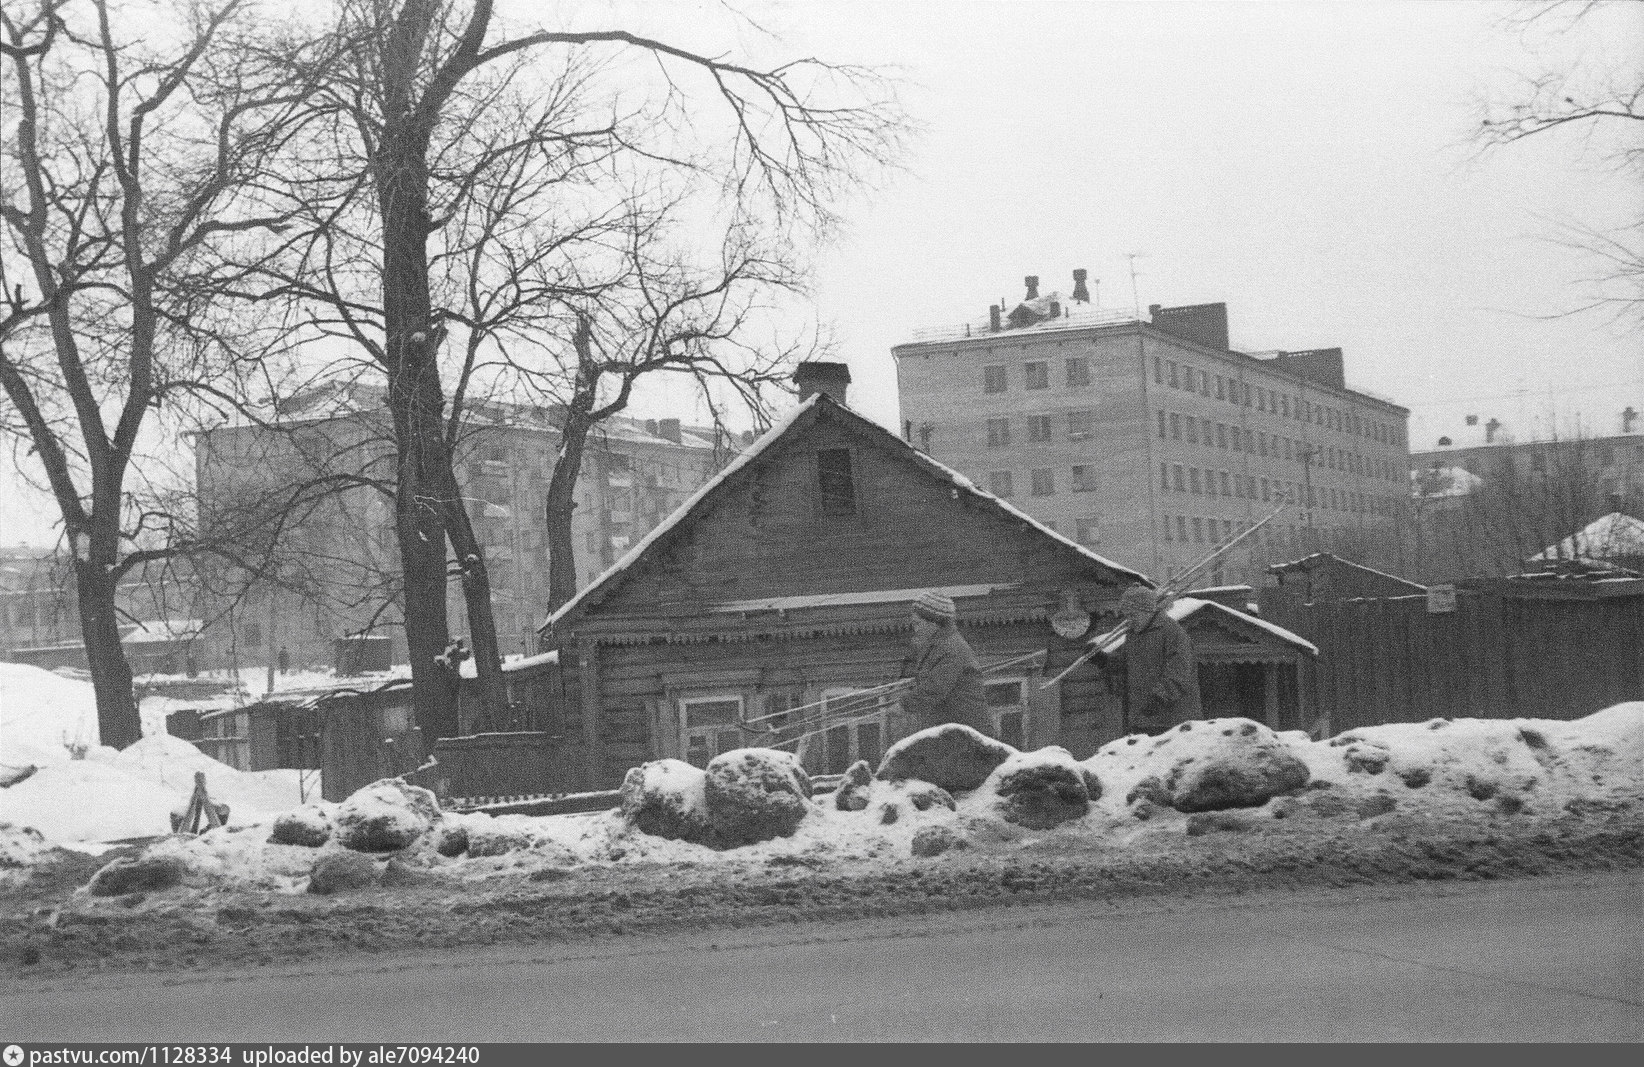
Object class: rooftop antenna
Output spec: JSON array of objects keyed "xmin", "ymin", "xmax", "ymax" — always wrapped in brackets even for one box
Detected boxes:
[{"xmin": 1125, "ymin": 252, "xmax": 1146, "ymax": 319}]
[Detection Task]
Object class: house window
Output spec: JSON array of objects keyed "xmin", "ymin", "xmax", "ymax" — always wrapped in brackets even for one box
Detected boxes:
[
  {"xmin": 1076, "ymin": 516, "xmax": 1100, "ymax": 545},
  {"xmin": 1069, "ymin": 411, "xmax": 1093, "ymax": 439},
  {"xmin": 1216, "ymin": 376, "xmax": 1226, "ymax": 400},
  {"xmin": 1157, "ymin": 410, "xmax": 1167, "ymax": 439},
  {"xmin": 1185, "ymin": 419, "xmax": 1199, "ymax": 445},
  {"xmin": 1216, "ymin": 424, "xmax": 1228, "ymax": 450},
  {"xmin": 1167, "ymin": 361, "xmax": 1179, "ymax": 388},
  {"xmin": 1027, "ymin": 415, "xmax": 1052, "ymax": 442},
  {"xmin": 1189, "ymin": 468, "xmax": 1201, "ymax": 494},
  {"xmin": 1202, "ymin": 417, "xmax": 1214, "ymax": 446},
  {"xmin": 1192, "ymin": 517, "xmax": 1204, "ymax": 542},
  {"xmin": 987, "ymin": 418, "xmax": 1011, "ymax": 447},
  {"xmin": 1160, "ymin": 463, "xmax": 1170, "ymax": 490},
  {"xmin": 989, "ymin": 471, "xmax": 1014, "ymax": 498},
  {"xmin": 984, "ymin": 679, "xmax": 1028, "ymax": 748},
  {"xmin": 984, "ymin": 365, "xmax": 1007, "ymax": 393},
  {"xmin": 806, "ymin": 689, "xmax": 889, "ymax": 776},
  {"xmin": 1071, "ymin": 465, "xmax": 1097, "ymax": 492},
  {"xmin": 1030, "ymin": 468, "xmax": 1055, "ymax": 496},
  {"xmin": 1154, "ymin": 356, "xmax": 1163, "ymax": 384},
  {"xmin": 1066, "ymin": 358, "xmax": 1091, "ymax": 387},
  {"xmin": 1172, "ymin": 464, "xmax": 1185, "ymax": 492},
  {"xmin": 1200, "ymin": 371, "xmax": 1211, "ymax": 397},
  {"xmin": 817, "ymin": 449, "xmax": 857, "ymax": 516},
  {"xmin": 1261, "ymin": 477, "xmax": 1270, "ymax": 502},
  {"xmin": 679, "ymin": 694, "xmax": 747, "ymax": 769},
  {"xmin": 1242, "ymin": 383, "xmax": 1251, "ymax": 406},
  {"xmin": 1025, "ymin": 362, "xmax": 1049, "ymax": 390},
  {"xmin": 1169, "ymin": 414, "xmax": 1181, "ymax": 439},
  {"xmin": 1162, "ymin": 515, "xmax": 1173, "ymax": 541},
  {"xmin": 1219, "ymin": 470, "xmax": 1231, "ymax": 496},
  {"xmin": 1176, "ymin": 516, "xmax": 1188, "ymax": 541}
]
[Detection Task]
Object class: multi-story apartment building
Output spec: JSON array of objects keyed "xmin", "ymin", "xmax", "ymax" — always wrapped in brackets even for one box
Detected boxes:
[
  {"xmin": 1408, "ymin": 408, "xmax": 1644, "ymax": 578},
  {"xmin": 193, "ymin": 381, "xmax": 729, "ymax": 671},
  {"xmin": 894, "ymin": 275, "xmax": 1412, "ymax": 587}
]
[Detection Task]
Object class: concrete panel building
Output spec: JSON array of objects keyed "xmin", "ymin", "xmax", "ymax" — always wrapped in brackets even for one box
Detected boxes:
[
  {"xmin": 192, "ymin": 381, "xmax": 732, "ymax": 672},
  {"xmin": 893, "ymin": 274, "xmax": 1412, "ymax": 587}
]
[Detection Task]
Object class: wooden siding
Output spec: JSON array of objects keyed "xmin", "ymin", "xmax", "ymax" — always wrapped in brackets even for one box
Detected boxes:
[
  {"xmin": 590, "ymin": 410, "xmax": 1129, "ymax": 624},
  {"xmin": 1259, "ymin": 580, "xmax": 1644, "ymax": 731}
]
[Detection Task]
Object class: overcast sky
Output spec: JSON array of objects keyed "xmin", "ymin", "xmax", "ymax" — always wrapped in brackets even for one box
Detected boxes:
[{"xmin": 4, "ymin": 0, "xmax": 1641, "ymax": 548}]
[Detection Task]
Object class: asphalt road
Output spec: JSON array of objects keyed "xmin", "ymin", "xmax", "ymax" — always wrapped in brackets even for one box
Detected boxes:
[{"xmin": 5, "ymin": 871, "xmax": 1640, "ymax": 1041}]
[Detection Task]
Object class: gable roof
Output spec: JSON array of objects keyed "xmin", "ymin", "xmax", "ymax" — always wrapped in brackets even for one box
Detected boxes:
[
  {"xmin": 1529, "ymin": 512, "xmax": 1644, "ymax": 563},
  {"xmin": 1103, "ymin": 596, "xmax": 1318, "ymax": 656},
  {"xmin": 542, "ymin": 394, "xmax": 1150, "ymax": 635},
  {"xmin": 1266, "ymin": 551, "xmax": 1427, "ymax": 592}
]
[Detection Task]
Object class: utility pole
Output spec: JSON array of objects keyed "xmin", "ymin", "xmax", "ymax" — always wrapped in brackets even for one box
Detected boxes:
[{"xmin": 1300, "ymin": 445, "xmax": 1319, "ymax": 550}]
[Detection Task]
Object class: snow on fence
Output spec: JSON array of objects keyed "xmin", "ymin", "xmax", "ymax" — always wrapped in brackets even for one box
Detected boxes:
[{"xmin": 1259, "ymin": 577, "xmax": 1644, "ymax": 732}]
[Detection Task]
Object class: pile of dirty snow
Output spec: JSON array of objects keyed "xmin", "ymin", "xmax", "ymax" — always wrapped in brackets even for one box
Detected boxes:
[{"xmin": 0, "ymin": 663, "xmax": 306, "ymax": 847}]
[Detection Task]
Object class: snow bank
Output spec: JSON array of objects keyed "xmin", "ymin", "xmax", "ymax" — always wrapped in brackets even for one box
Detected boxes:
[
  {"xmin": 10, "ymin": 702, "xmax": 1644, "ymax": 893},
  {"xmin": 1, "ymin": 663, "xmax": 307, "ymax": 845}
]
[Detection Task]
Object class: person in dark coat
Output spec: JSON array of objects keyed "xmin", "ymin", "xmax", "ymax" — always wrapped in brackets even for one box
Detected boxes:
[
  {"xmin": 1098, "ymin": 585, "xmax": 1202, "ymax": 735},
  {"xmin": 894, "ymin": 592, "xmax": 991, "ymax": 737}
]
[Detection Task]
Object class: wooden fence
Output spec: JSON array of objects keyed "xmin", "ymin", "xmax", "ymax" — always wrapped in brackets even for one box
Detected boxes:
[{"xmin": 1258, "ymin": 578, "xmax": 1644, "ymax": 732}]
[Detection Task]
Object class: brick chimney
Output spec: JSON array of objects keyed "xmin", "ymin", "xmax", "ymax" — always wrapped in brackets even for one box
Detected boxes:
[
  {"xmin": 1485, "ymin": 418, "xmax": 1501, "ymax": 444},
  {"xmin": 1024, "ymin": 275, "xmax": 1040, "ymax": 301},
  {"xmin": 656, "ymin": 418, "xmax": 681, "ymax": 444},
  {"xmin": 1625, "ymin": 406, "xmax": 1639, "ymax": 434},
  {"xmin": 793, "ymin": 361, "xmax": 851, "ymax": 405},
  {"xmin": 1071, "ymin": 269, "xmax": 1091, "ymax": 304}
]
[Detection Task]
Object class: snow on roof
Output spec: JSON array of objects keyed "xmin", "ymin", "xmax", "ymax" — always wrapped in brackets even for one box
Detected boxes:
[
  {"xmin": 541, "ymin": 395, "xmax": 1150, "ymax": 632},
  {"xmin": 707, "ymin": 584, "xmax": 1019, "ymax": 614},
  {"xmin": 1100, "ymin": 596, "xmax": 1318, "ymax": 656},
  {"xmin": 1410, "ymin": 465, "xmax": 1482, "ymax": 498},
  {"xmin": 122, "ymin": 619, "xmax": 203, "ymax": 644},
  {"xmin": 1266, "ymin": 552, "xmax": 1427, "ymax": 591},
  {"xmin": 1530, "ymin": 512, "xmax": 1644, "ymax": 563},
  {"xmin": 1182, "ymin": 584, "xmax": 1254, "ymax": 596},
  {"xmin": 457, "ymin": 648, "xmax": 559, "ymax": 679}
]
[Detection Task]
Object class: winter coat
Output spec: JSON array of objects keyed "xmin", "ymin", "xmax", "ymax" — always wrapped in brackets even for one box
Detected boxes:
[
  {"xmin": 1101, "ymin": 611, "xmax": 1202, "ymax": 733},
  {"xmin": 899, "ymin": 626, "xmax": 990, "ymax": 735}
]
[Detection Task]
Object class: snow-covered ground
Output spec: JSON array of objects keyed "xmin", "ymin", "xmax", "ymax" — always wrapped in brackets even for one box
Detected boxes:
[
  {"xmin": 3, "ymin": 659, "xmax": 1640, "ymax": 896},
  {"xmin": 0, "ymin": 663, "xmax": 309, "ymax": 850}
]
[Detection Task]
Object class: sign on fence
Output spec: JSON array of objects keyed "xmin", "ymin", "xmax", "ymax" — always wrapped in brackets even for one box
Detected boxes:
[{"xmin": 1426, "ymin": 583, "xmax": 1457, "ymax": 614}]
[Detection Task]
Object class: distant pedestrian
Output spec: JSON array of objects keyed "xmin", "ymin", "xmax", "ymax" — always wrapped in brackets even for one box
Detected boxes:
[
  {"xmin": 892, "ymin": 592, "xmax": 990, "ymax": 738},
  {"xmin": 277, "ymin": 646, "xmax": 290, "ymax": 674},
  {"xmin": 1097, "ymin": 585, "xmax": 1201, "ymax": 735}
]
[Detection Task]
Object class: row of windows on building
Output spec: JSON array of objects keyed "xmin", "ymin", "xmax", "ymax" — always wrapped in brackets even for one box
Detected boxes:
[
  {"xmin": 985, "ymin": 465, "xmax": 1103, "ymax": 499},
  {"xmin": 1158, "ymin": 409, "xmax": 1402, "ymax": 482},
  {"xmin": 1158, "ymin": 461, "xmax": 1401, "ymax": 516},
  {"xmin": 985, "ymin": 411, "xmax": 1097, "ymax": 446},
  {"xmin": 981, "ymin": 358, "xmax": 1093, "ymax": 394},
  {"xmin": 1158, "ymin": 515, "xmax": 1353, "ymax": 553},
  {"xmin": 1152, "ymin": 355, "xmax": 1404, "ymax": 447}
]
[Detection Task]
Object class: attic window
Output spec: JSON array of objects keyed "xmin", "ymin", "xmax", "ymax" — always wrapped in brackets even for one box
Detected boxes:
[{"xmin": 817, "ymin": 448, "xmax": 857, "ymax": 516}]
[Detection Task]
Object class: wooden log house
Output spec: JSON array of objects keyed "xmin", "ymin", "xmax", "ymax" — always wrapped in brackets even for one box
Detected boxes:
[{"xmin": 540, "ymin": 365, "xmax": 1153, "ymax": 788}]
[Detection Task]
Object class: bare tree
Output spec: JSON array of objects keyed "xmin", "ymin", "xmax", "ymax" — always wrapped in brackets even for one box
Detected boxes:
[
  {"xmin": 254, "ymin": 0, "xmax": 905, "ymax": 739},
  {"xmin": 1, "ymin": 0, "xmax": 317, "ymax": 747},
  {"xmin": 1478, "ymin": 0, "xmax": 1644, "ymax": 325}
]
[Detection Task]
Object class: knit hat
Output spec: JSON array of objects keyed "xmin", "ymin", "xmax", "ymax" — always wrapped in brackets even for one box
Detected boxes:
[
  {"xmin": 911, "ymin": 591, "xmax": 957, "ymax": 623},
  {"xmin": 1118, "ymin": 585, "xmax": 1158, "ymax": 612}
]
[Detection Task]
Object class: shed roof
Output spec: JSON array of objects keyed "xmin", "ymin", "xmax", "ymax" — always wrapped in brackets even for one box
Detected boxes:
[{"xmin": 1529, "ymin": 512, "xmax": 1644, "ymax": 563}]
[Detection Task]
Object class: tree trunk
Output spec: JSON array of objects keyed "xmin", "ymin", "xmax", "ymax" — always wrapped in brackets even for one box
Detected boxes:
[
  {"xmin": 436, "ymin": 461, "xmax": 509, "ymax": 731},
  {"xmin": 544, "ymin": 418, "xmax": 591, "ymax": 615},
  {"xmin": 74, "ymin": 548, "xmax": 140, "ymax": 751},
  {"xmin": 378, "ymin": 128, "xmax": 461, "ymax": 743}
]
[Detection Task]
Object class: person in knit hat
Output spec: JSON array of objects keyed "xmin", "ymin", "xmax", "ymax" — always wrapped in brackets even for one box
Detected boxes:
[
  {"xmin": 1096, "ymin": 584, "xmax": 1201, "ymax": 735},
  {"xmin": 893, "ymin": 591, "xmax": 990, "ymax": 737}
]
